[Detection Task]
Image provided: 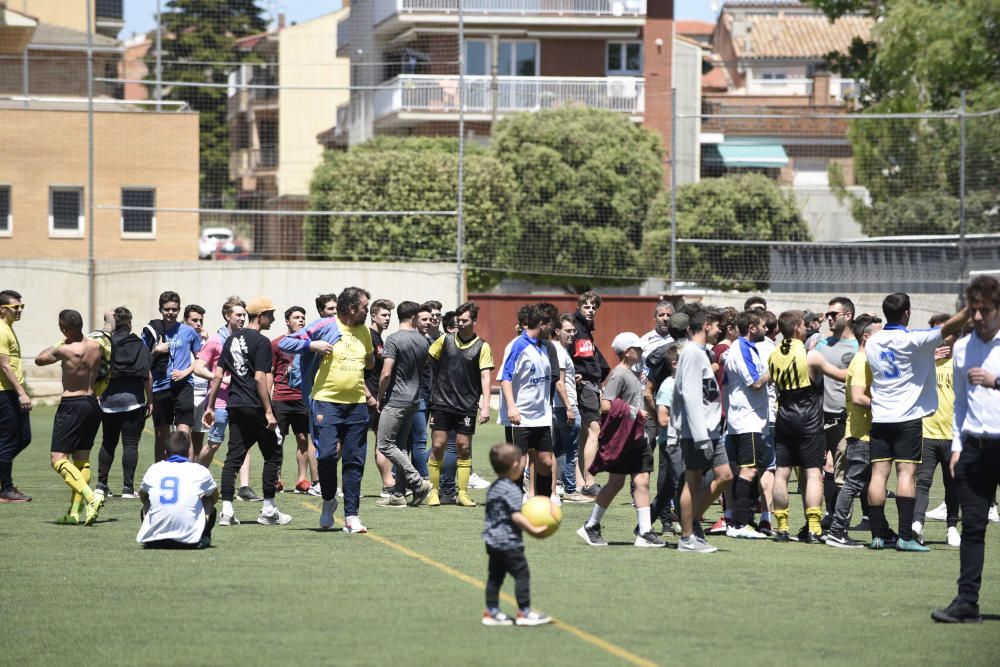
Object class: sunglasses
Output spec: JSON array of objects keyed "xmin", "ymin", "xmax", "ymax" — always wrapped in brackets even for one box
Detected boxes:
[
  {"xmin": 825, "ymin": 311, "xmax": 841, "ymax": 319},
  {"xmin": 430, "ymin": 312, "xmax": 442, "ymax": 319},
  {"xmin": 2, "ymin": 303, "xmax": 24, "ymax": 311}
]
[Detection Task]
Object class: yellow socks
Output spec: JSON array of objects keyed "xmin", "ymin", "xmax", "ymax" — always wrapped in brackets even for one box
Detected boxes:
[
  {"xmin": 457, "ymin": 458, "xmax": 472, "ymax": 495},
  {"xmin": 428, "ymin": 456, "xmax": 441, "ymax": 491},
  {"xmin": 806, "ymin": 506, "xmax": 823, "ymax": 535},
  {"xmin": 53, "ymin": 459, "xmax": 94, "ymax": 503},
  {"xmin": 774, "ymin": 509, "xmax": 790, "ymax": 533},
  {"xmin": 70, "ymin": 459, "xmax": 91, "ymax": 513}
]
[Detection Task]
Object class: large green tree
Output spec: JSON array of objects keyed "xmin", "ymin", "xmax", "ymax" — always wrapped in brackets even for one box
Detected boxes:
[
  {"xmin": 149, "ymin": 0, "xmax": 268, "ymax": 207},
  {"xmin": 490, "ymin": 107, "xmax": 664, "ymax": 290},
  {"xmin": 642, "ymin": 174, "xmax": 811, "ymax": 291},
  {"xmin": 307, "ymin": 137, "xmax": 520, "ymax": 292},
  {"xmin": 808, "ymin": 0, "xmax": 1000, "ymax": 235}
]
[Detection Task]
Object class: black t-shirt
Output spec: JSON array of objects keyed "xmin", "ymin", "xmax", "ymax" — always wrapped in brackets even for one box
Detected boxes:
[
  {"xmin": 364, "ymin": 327, "xmax": 385, "ymax": 397},
  {"xmin": 545, "ymin": 340, "xmax": 560, "ymax": 403},
  {"xmin": 221, "ymin": 329, "xmax": 273, "ymax": 409}
]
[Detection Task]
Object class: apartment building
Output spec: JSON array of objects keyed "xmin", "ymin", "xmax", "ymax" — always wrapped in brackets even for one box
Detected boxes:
[
  {"xmin": 3, "ymin": 0, "xmax": 123, "ymax": 39},
  {"xmin": 227, "ymin": 9, "xmax": 352, "ymax": 257},
  {"xmin": 698, "ymin": 1, "xmax": 873, "ymax": 239},
  {"xmin": 329, "ymin": 1, "xmax": 696, "ymax": 181},
  {"xmin": 0, "ymin": 4, "xmax": 200, "ymax": 260}
]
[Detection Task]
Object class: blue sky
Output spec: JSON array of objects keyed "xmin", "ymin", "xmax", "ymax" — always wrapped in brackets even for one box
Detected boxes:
[{"xmin": 124, "ymin": 0, "xmax": 720, "ymax": 40}]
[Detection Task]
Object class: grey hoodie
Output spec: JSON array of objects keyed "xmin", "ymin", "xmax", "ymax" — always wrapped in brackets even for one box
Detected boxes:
[{"xmin": 671, "ymin": 341, "xmax": 722, "ymax": 442}]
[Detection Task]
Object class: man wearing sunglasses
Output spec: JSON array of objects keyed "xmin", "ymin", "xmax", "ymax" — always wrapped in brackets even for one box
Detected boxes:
[{"xmin": 0, "ymin": 290, "xmax": 31, "ymax": 502}]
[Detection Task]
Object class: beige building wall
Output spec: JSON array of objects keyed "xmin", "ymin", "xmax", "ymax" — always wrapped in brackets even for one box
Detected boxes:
[
  {"xmin": 6, "ymin": 0, "xmax": 89, "ymax": 33},
  {"xmin": 0, "ymin": 108, "xmax": 199, "ymax": 260},
  {"xmin": 277, "ymin": 8, "xmax": 350, "ymax": 197}
]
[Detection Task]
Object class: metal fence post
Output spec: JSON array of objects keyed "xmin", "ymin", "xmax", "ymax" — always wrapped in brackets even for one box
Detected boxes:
[
  {"xmin": 86, "ymin": 0, "xmax": 96, "ymax": 331},
  {"xmin": 958, "ymin": 90, "xmax": 967, "ymax": 298},
  {"xmin": 456, "ymin": 0, "xmax": 465, "ymax": 307},
  {"xmin": 669, "ymin": 87, "xmax": 677, "ymax": 293},
  {"xmin": 156, "ymin": 0, "xmax": 163, "ymax": 112}
]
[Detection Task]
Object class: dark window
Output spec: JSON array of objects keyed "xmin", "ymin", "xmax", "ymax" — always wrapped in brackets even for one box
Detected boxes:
[
  {"xmin": 96, "ymin": 0, "xmax": 124, "ymax": 20},
  {"xmin": 122, "ymin": 188, "xmax": 155, "ymax": 234},
  {"xmin": 0, "ymin": 186, "xmax": 9, "ymax": 232},
  {"xmin": 51, "ymin": 188, "xmax": 82, "ymax": 232}
]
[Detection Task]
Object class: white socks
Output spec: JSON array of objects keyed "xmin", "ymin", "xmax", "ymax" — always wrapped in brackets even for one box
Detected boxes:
[
  {"xmin": 264, "ymin": 498, "xmax": 276, "ymax": 512},
  {"xmin": 586, "ymin": 503, "xmax": 607, "ymax": 528},
  {"xmin": 222, "ymin": 500, "xmax": 234, "ymax": 516},
  {"xmin": 637, "ymin": 507, "xmax": 652, "ymax": 534}
]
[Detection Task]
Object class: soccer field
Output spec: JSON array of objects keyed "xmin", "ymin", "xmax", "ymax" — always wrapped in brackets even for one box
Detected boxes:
[{"xmin": 2, "ymin": 407, "xmax": 998, "ymax": 666}]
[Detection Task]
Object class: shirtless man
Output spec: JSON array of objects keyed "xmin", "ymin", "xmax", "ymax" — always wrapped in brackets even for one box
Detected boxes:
[{"xmin": 35, "ymin": 310, "xmax": 104, "ymax": 525}]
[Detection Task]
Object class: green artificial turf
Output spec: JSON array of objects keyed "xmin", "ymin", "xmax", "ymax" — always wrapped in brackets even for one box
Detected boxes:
[{"xmin": 1, "ymin": 406, "xmax": 998, "ymax": 666}]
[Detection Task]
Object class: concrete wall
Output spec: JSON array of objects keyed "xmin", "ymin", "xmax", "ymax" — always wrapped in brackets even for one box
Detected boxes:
[
  {"xmin": 6, "ymin": 0, "xmax": 89, "ymax": 34},
  {"xmin": 277, "ymin": 8, "xmax": 351, "ymax": 197},
  {"xmin": 0, "ymin": 260, "xmax": 457, "ymax": 370},
  {"xmin": 0, "ymin": 108, "xmax": 199, "ymax": 260}
]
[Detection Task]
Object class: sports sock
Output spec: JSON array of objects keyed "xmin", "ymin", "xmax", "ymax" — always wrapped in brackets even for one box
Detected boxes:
[
  {"xmin": 53, "ymin": 460, "xmax": 94, "ymax": 503},
  {"xmin": 733, "ymin": 477, "xmax": 753, "ymax": 527},
  {"xmin": 637, "ymin": 506, "xmax": 652, "ymax": 534},
  {"xmin": 586, "ymin": 503, "xmax": 607, "ymax": 529},
  {"xmin": 761, "ymin": 511, "xmax": 772, "ymax": 523},
  {"xmin": 774, "ymin": 509, "xmax": 789, "ymax": 533},
  {"xmin": 868, "ymin": 504, "xmax": 886, "ymax": 539},
  {"xmin": 263, "ymin": 498, "xmax": 276, "ymax": 512},
  {"xmin": 896, "ymin": 495, "xmax": 915, "ymax": 541},
  {"xmin": 823, "ymin": 470, "xmax": 838, "ymax": 516},
  {"xmin": 806, "ymin": 506, "xmax": 823, "ymax": 535},
  {"xmin": 456, "ymin": 457, "xmax": 472, "ymax": 495},
  {"xmin": 724, "ymin": 509, "xmax": 733, "ymax": 520},
  {"xmin": 222, "ymin": 500, "xmax": 234, "ymax": 516},
  {"xmin": 535, "ymin": 472, "xmax": 552, "ymax": 498},
  {"xmin": 75, "ymin": 459, "xmax": 92, "ymax": 485},
  {"xmin": 428, "ymin": 456, "xmax": 441, "ymax": 491}
]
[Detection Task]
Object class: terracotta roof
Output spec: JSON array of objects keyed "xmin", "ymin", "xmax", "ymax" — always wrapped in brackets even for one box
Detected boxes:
[
  {"xmin": 676, "ymin": 20, "xmax": 715, "ymax": 36},
  {"xmin": 702, "ymin": 58, "xmax": 728, "ymax": 91},
  {"xmin": 735, "ymin": 14, "xmax": 872, "ymax": 59}
]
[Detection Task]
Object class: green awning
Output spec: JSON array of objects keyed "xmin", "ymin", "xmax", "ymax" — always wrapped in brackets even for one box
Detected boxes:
[{"xmin": 717, "ymin": 143, "xmax": 788, "ymax": 168}]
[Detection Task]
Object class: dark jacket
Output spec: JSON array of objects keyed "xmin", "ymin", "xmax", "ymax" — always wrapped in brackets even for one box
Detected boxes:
[
  {"xmin": 589, "ymin": 398, "xmax": 647, "ymax": 474},
  {"xmin": 571, "ymin": 309, "xmax": 610, "ymax": 383},
  {"xmin": 110, "ymin": 331, "xmax": 151, "ymax": 379}
]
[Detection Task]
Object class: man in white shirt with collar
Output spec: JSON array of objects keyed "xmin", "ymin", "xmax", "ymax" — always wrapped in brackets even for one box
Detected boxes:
[
  {"xmin": 638, "ymin": 300, "xmax": 674, "ymax": 375},
  {"xmin": 933, "ymin": 276, "xmax": 1000, "ymax": 623},
  {"xmin": 866, "ymin": 293, "xmax": 968, "ymax": 551}
]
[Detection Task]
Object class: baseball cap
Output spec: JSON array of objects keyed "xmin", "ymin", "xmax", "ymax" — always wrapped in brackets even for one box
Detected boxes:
[
  {"xmin": 246, "ymin": 296, "xmax": 275, "ymax": 315},
  {"xmin": 611, "ymin": 331, "xmax": 642, "ymax": 354},
  {"xmin": 803, "ymin": 310, "xmax": 822, "ymax": 323},
  {"xmin": 667, "ymin": 312, "xmax": 690, "ymax": 331}
]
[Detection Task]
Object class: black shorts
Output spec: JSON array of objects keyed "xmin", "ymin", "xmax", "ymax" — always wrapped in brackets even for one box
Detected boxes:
[
  {"xmin": 50, "ymin": 395, "xmax": 102, "ymax": 453},
  {"xmin": 733, "ymin": 432, "xmax": 766, "ymax": 469},
  {"xmin": 870, "ymin": 418, "xmax": 923, "ymax": 464},
  {"xmin": 152, "ymin": 383, "xmax": 194, "ymax": 428},
  {"xmin": 775, "ymin": 430, "xmax": 825, "ymax": 469},
  {"xmin": 577, "ymin": 383, "xmax": 601, "ymax": 424},
  {"xmin": 606, "ymin": 439, "xmax": 655, "ymax": 476},
  {"xmin": 429, "ymin": 410, "xmax": 477, "ymax": 436},
  {"xmin": 274, "ymin": 399, "xmax": 309, "ymax": 438},
  {"xmin": 512, "ymin": 426, "xmax": 553, "ymax": 454},
  {"xmin": 824, "ymin": 411, "xmax": 847, "ymax": 454}
]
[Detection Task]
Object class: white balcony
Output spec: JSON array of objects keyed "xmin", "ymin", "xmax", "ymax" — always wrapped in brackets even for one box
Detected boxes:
[
  {"xmin": 746, "ymin": 78, "xmax": 860, "ymax": 102},
  {"xmin": 373, "ymin": 74, "xmax": 644, "ymax": 122},
  {"xmin": 374, "ymin": 0, "xmax": 646, "ymax": 28}
]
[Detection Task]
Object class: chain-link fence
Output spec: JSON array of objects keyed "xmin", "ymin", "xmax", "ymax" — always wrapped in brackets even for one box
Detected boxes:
[{"xmin": 2, "ymin": 0, "xmax": 998, "ymax": 335}]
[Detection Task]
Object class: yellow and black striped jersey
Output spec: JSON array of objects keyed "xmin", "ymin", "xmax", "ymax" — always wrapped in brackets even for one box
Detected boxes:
[{"xmin": 768, "ymin": 338, "xmax": 823, "ymax": 433}]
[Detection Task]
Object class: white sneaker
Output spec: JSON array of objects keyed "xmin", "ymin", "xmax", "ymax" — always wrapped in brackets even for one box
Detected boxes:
[
  {"xmin": 947, "ymin": 526, "xmax": 962, "ymax": 547},
  {"xmin": 989, "ymin": 505, "xmax": 999, "ymax": 523},
  {"xmin": 256, "ymin": 508, "xmax": 292, "ymax": 525},
  {"xmin": 468, "ymin": 472, "xmax": 491, "ymax": 490},
  {"xmin": 307, "ymin": 482, "xmax": 322, "ymax": 497},
  {"xmin": 219, "ymin": 513, "xmax": 239, "ymax": 526},
  {"xmin": 925, "ymin": 502, "xmax": 948, "ymax": 521},
  {"xmin": 678, "ymin": 535, "xmax": 718, "ymax": 553},
  {"xmin": 912, "ymin": 521, "xmax": 925, "ymax": 545},
  {"xmin": 555, "ymin": 482, "xmax": 565, "ymax": 498},
  {"xmin": 727, "ymin": 524, "xmax": 768, "ymax": 539},
  {"xmin": 319, "ymin": 498, "xmax": 338, "ymax": 530},
  {"xmin": 94, "ymin": 488, "xmax": 106, "ymax": 502},
  {"xmin": 343, "ymin": 515, "xmax": 367, "ymax": 533}
]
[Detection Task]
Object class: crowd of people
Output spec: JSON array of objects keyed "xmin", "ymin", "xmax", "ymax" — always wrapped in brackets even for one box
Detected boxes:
[{"xmin": 0, "ymin": 275, "xmax": 997, "ymax": 625}]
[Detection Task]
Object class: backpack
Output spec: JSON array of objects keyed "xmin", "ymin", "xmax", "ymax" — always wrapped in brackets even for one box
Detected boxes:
[{"xmin": 143, "ymin": 319, "xmax": 169, "ymax": 375}]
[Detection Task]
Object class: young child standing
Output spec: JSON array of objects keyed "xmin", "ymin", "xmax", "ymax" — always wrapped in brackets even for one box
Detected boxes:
[{"xmin": 482, "ymin": 442, "xmax": 551, "ymax": 627}]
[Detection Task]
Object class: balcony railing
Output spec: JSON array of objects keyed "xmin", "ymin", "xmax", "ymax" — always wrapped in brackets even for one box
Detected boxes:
[
  {"xmin": 374, "ymin": 74, "xmax": 644, "ymax": 119},
  {"xmin": 746, "ymin": 78, "xmax": 860, "ymax": 101},
  {"xmin": 376, "ymin": 0, "xmax": 646, "ymax": 24}
]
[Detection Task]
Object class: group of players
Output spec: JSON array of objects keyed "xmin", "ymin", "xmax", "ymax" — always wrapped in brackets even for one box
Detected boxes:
[{"xmin": 0, "ymin": 275, "xmax": 998, "ymax": 624}]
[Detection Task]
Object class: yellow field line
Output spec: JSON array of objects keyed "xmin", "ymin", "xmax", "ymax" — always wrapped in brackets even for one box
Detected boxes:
[
  {"xmin": 294, "ymin": 499, "xmax": 658, "ymax": 667},
  {"xmin": 146, "ymin": 422, "xmax": 657, "ymax": 666}
]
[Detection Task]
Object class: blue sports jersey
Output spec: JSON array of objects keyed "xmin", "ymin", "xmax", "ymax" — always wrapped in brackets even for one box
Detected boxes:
[{"xmin": 499, "ymin": 331, "xmax": 552, "ymax": 428}]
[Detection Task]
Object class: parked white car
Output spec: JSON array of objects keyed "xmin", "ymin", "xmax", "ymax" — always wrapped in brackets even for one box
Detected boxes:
[{"xmin": 199, "ymin": 227, "xmax": 234, "ymax": 259}]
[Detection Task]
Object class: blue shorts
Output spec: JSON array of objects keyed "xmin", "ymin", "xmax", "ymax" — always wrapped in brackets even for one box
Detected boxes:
[
  {"xmin": 312, "ymin": 401, "xmax": 368, "ymax": 460},
  {"xmin": 208, "ymin": 407, "xmax": 229, "ymax": 444}
]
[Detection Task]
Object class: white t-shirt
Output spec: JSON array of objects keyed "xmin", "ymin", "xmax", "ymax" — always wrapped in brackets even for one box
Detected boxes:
[
  {"xmin": 756, "ymin": 337, "xmax": 778, "ymax": 425},
  {"xmin": 554, "ymin": 343, "xmax": 577, "ymax": 409},
  {"xmin": 866, "ymin": 325, "xmax": 943, "ymax": 423},
  {"xmin": 498, "ymin": 333, "xmax": 552, "ymax": 428},
  {"xmin": 136, "ymin": 458, "xmax": 217, "ymax": 545},
  {"xmin": 724, "ymin": 337, "xmax": 769, "ymax": 434}
]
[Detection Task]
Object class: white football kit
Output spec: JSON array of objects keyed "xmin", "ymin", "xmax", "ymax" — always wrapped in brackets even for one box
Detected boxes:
[
  {"xmin": 865, "ymin": 325, "xmax": 942, "ymax": 423},
  {"xmin": 136, "ymin": 458, "xmax": 217, "ymax": 545}
]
